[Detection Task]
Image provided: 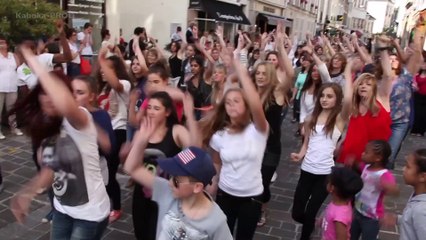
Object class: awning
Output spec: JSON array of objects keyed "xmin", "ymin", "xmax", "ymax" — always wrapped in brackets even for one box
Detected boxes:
[
  {"xmin": 189, "ymin": 0, "xmax": 251, "ymax": 25},
  {"xmin": 257, "ymin": 13, "xmax": 292, "ymax": 26}
]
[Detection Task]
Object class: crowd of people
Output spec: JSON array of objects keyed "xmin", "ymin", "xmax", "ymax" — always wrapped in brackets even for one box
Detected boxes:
[{"xmin": 0, "ymin": 18, "xmax": 425, "ymax": 240}]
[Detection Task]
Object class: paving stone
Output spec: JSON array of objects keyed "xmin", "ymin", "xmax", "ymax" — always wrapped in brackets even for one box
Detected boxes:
[{"xmin": 102, "ymin": 229, "xmax": 135, "ymax": 240}]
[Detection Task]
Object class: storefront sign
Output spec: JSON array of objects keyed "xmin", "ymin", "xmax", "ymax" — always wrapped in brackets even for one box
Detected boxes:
[
  {"xmin": 215, "ymin": 12, "xmax": 244, "ymax": 22},
  {"xmin": 263, "ymin": 6, "xmax": 275, "ymax": 14}
]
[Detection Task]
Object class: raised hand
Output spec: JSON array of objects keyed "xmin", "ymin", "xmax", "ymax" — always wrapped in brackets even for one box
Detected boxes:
[
  {"xmin": 134, "ymin": 117, "xmax": 157, "ymax": 145},
  {"xmin": 55, "ymin": 19, "xmax": 65, "ymax": 33}
]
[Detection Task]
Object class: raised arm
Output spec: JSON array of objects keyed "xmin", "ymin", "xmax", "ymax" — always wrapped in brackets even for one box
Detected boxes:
[
  {"xmin": 323, "ymin": 35, "xmax": 336, "ymax": 57},
  {"xmin": 123, "ymin": 118, "xmax": 156, "ymax": 188},
  {"xmin": 376, "ymin": 36, "xmax": 393, "ymax": 106},
  {"xmin": 391, "ymin": 38, "xmax": 409, "ymax": 64},
  {"xmin": 341, "ymin": 57, "xmax": 354, "ymax": 121},
  {"xmin": 215, "ymin": 25, "xmax": 227, "ymax": 50},
  {"xmin": 21, "ymin": 47, "xmax": 88, "ymax": 130},
  {"xmin": 405, "ymin": 30, "xmax": 423, "ymax": 76},
  {"xmin": 182, "ymin": 93, "xmax": 201, "ymax": 148},
  {"xmin": 133, "ymin": 36, "xmax": 149, "ymax": 73},
  {"xmin": 233, "ymin": 58, "xmax": 268, "ymax": 133},
  {"xmin": 343, "ymin": 35, "xmax": 355, "ymax": 53},
  {"xmin": 98, "ymin": 47, "xmax": 125, "ymax": 93},
  {"xmin": 53, "ymin": 20, "xmax": 73, "ymax": 63},
  {"xmin": 353, "ymin": 37, "xmax": 373, "ymax": 64},
  {"xmin": 243, "ymin": 33, "xmax": 252, "ymax": 50},
  {"xmin": 276, "ymin": 23, "xmax": 295, "ymax": 80},
  {"xmin": 195, "ymin": 41, "xmax": 215, "ymax": 64}
]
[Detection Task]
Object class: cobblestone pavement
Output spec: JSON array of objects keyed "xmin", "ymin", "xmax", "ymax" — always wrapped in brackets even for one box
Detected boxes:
[{"xmin": 0, "ymin": 119, "xmax": 424, "ymax": 240}]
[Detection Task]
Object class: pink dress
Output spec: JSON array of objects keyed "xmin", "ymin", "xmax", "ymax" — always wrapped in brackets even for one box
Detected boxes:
[{"xmin": 322, "ymin": 202, "xmax": 353, "ymax": 240}]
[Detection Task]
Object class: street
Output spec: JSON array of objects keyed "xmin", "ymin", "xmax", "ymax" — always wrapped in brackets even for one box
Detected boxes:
[{"xmin": 0, "ymin": 118, "xmax": 423, "ymax": 240}]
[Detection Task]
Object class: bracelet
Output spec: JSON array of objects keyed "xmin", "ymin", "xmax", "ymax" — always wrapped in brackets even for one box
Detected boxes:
[{"xmin": 377, "ymin": 46, "xmax": 390, "ymax": 52}]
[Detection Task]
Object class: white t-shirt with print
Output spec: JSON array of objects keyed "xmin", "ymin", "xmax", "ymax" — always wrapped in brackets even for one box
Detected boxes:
[
  {"xmin": 152, "ymin": 177, "xmax": 233, "ymax": 240},
  {"xmin": 17, "ymin": 63, "xmax": 37, "ymax": 89},
  {"xmin": 16, "ymin": 54, "xmax": 54, "ymax": 89},
  {"xmin": 42, "ymin": 108, "xmax": 110, "ymax": 222},
  {"xmin": 210, "ymin": 123, "xmax": 268, "ymax": 197}
]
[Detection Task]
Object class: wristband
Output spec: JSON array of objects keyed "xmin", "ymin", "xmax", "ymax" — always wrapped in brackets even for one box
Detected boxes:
[{"xmin": 377, "ymin": 46, "xmax": 390, "ymax": 52}]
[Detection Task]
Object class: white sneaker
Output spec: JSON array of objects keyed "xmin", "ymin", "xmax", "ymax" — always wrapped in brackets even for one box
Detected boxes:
[
  {"xmin": 0, "ymin": 132, "xmax": 5, "ymax": 140},
  {"xmin": 271, "ymin": 172, "xmax": 278, "ymax": 183},
  {"xmin": 13, "ymin": 128, "xmax": 23, "ymax": 136}
]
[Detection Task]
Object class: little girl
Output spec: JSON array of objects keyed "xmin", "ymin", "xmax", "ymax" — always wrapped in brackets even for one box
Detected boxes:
[
  {"xmin": 322, "ymin": 167, "xmax": 363, "ymax": 240},
  {"xmin": 398, "ymin": 149, "xmax": 426, "ymax": 240},
  {"xmin": 350, "ymin": 140, "xmax": 399, "ymax": 240}
]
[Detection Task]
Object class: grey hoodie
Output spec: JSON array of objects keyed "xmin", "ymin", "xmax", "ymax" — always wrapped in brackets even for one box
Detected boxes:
[{"xmin": 399, "ymin": 193, "xmax": 426, "ymax": 240}]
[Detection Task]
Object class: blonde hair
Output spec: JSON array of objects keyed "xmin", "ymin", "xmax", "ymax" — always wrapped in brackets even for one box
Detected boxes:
[
  {"xmin": 352, "ymin": 73, "xmax": 379, "ymax": 116},
  {"xmin": 211, "ymin": 64, "xmax": 227, "ymax": 105},
  {"xmin": 252, "ymin": 62, "xmax": 280, "ymax": 110}
]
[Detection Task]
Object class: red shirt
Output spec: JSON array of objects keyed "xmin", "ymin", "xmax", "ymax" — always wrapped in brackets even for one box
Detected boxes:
[
  {"xmin": 415, "ymin": 74, "xmax": 426, "ymax": 95},
  {"xmin": 337, "ymin": 101, "xmax": 392, "ymax": 164}
]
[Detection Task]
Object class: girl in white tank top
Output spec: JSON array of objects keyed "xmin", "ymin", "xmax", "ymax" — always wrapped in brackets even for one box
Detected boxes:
[{"xmin": 289, "ymin": 57, "xmax": 355, "ymax": 239}]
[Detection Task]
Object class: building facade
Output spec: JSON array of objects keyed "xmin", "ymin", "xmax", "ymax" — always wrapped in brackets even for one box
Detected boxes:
[
  {"xmin": 366, "ymin": 0, "xmax": 395, "ymax": 33},
  {"xmin": 105, "ymin": 0, "xmax": 189, "ymax": 47},
  {"xmin": 284, "ymin": 0, "xmax": 318, "ymax": 37},
  {"xmin": 347, "ymin": 0, "xmax": 368, "ymax": 32}
]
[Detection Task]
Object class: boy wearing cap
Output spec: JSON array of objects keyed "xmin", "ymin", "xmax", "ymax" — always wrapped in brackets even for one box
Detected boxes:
[{"xmin": 124, "ymin": 119, "xmax": 232, "ymax": 240}]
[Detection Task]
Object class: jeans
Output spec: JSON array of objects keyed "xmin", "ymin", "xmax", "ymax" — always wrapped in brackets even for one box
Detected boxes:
[
  {"xmin": 350, "ymin": 210, "xmax": 380, "ymax": 240},
  {"xmin": 387, "ymin": 121, "xmax": 410, "ymax": 169},
  {"xmin": 216, "ymin": 188, "xmax": 262, "ymax": 240},
  {"xmin": 292, "ymin": 170, "xmax": 329, "ymax": 240},
  {"xmin": 126, "ymin": 124, "xmax": 137, "ymax": 142},
  {"xmin": 51, "ymin": 210, "xmax": 108, "ymax": 240}
]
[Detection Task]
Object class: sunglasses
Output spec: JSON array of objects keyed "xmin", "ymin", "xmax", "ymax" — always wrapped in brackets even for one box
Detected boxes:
[{"xmin": 171, "ymin": 176, "xmax": 197, "ymax": 188}]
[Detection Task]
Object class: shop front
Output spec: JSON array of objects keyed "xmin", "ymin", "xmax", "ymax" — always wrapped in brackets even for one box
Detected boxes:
[
  {"xmin": 252, "ymin": 1, "xmax": 292, "ymax": 34},
  {"xmin": 64, "ymin": 0, "xmax": 106, "ymax": 53},
  {"xmin": 188, "ymin": 0, "xmax": 251, "ymax": 43}
]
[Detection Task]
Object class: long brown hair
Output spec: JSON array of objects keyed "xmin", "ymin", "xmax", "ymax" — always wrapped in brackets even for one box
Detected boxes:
[
  {"xmin": 308, "ymin": 83, "xmax": 343, "ymax": 137},
  {"xmin": 95, "ymin": 55, "xmax": 131, "ymax": 95},
  {"xmin": 199, "ymin": 88, "xmax": 251, "ymax": 146},
  {"xmin": 351, "ymin": 73, "xmax": 380, "ymax": 116},
  {"xmin": 328, "ymin": 52, "xmax": 347, "ymax": 74},
  {"xmin": 9, "ymin": 70, "xmax": 72, "ymax": 147}
]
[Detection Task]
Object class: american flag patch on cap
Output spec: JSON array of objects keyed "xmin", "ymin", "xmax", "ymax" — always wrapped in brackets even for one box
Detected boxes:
[{"xmin": 177, "ymin": 149, "xmax": 196, "ymax": 164}]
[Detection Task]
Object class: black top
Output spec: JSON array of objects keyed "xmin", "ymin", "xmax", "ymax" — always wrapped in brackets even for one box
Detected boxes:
[
  {"xmin": 128, "ymin": 38, "xmax": 147, "ymax": 58},
  {"xmin": 187, "ymin": 78, "xmax": 212, "ymax": 108},
  {"xmin": 169, "ymin": 55, "xmax": 183, "ymax": 78},
  {"xmin": 136, "ymin": 125, "xmax": 181, "ymax": 199},
  {"xmin": 265, "ymin": 102, "xmax": 282, "ymax": 155},
  {"xmin": 186, "ymin": 29, "xmax": 195, "ymax": 44}
]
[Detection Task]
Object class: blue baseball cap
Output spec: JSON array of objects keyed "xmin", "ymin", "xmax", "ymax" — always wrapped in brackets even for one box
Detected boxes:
[{"xmin": 157, "ymin": 147, "xmax": 216, "ymax": 186}]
